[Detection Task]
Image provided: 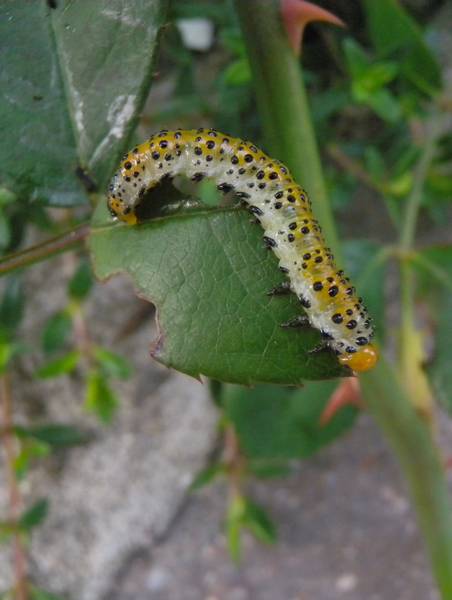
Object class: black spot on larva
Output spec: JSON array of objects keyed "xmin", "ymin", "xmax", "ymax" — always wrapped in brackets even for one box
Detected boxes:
[
  {"xmin": 256, "ymin": 170, "xmax": 265, "ymax": 179},
  {"xmin": 289, "ymin": 222, "xmax": 297, "ymax": 231},
  {"xmin": 125, "ymin": 176, "xmax": 131, "ymax": 182},
  {"xmin": 258, "ymin": 183, "xmax": 266, "ymax": 189},
  {"xmin": 227, "ymin": 169, "xmax": 234, "ymax": 175},
  {"xmin": 195, "ymin": 136, "xmax": 202, "ymax": 142},
  {"xmin": 174, "ymin": 131, "xmax": 182, "ymax": 139},
  {"xmin": 133, "ymin": 171, "xmax": 139, "ymax": 178},
  {"xmin": 238, "ymin": 167, "xmax": 246, "ymax": 175},
  {"xmin": 197, "ymin": 127, "xmax": 204, "ymax": 133},
  {"xmin": 124, "ymin": 161, "xmax": 132, "ymax": 170},
  {"xmin": 302, "ymin": 262, "xmax": 307, "ymax": 269},
  {"xmin": 303, "ymin": 252, "xmax": 311, "ymax": 260},
  {"xmin": 313, "ymin": 282, "xmax": 323, "ymax": 291},
  {"xmin": 231, "ymin": 156, "xmax": 239, "ymax": 164},
  {"xmin": 346, "ymin": 346, "xmax": 357, "ymax": 353},
  {"xmin": 269, "ymin": 172, "xmax": 278, "ymax": 180},
  {"xmin": 356, "ymin": 336, "xmax": 368, "ymax": 346},
  {"xmin": 280, "ymin": 166, "xmax": 287, "ymax": 174},
  {"xmin": 244, "ymin": 154, "xmax": 253, "ymax": 163},
  {"xmin": 263, "ymin": 236, "xmax": 277, "ymax": 248},
  {"xmin": 217, "ymin": 183, "xmax": 233, "ymax": 193},
  {"xmin": 274, "ymin": 202, "xmax": 283, "ymax": 209},
  {"xmin": 328, "ymin": 285, "xmax": 339, "ymax": 297},
  {"xmin": 321, "ymin": 330, "xmax": 333, "ymax": 339},
  {"xmin": 208, "ymin": 130, "xmax": 218, "ymax": 137},
  {"xmin": 275, "ymin": 191, "xmax": 284, "ymax": 199},
  {"xmin": 346, "ymin": 309, "xmax": 353, "ymax": 316},
  {"xmin": 346, "ymin": 320, "xmax": 357, "ymax": 329},
  {"xmin": 132, "ymin": 147, "xmax": 139, "ymax": 154},
  {"xmin": 301, "ymin": 226, "xmax": 310, "ymax": 234},
  {"xmin": 332, "ymin": 313, "xmax": 343, "ymax": 324},
  {"xmin": 152, "ymin": 152, "xmax": 160, "ymax": 160},
  {"xmin": 165, "ymin": 154, "xmax": 172, "ymax": 161},
  {"xmin": 194, "ymin": 147, "xmax": 202, "ymax": 156},
  {"xmin": 315, "ymin": 256, "xmax": 323, "ymax": 264},
  {"xmin": 247, "ymin": 183, "xmax": 255, "ymax": 188},
  {"xmin": 206, "ymin": 155, "xmax": 213, "ymax": 162},
  {"xmin": 279, "ymin": 266, "xmax": 289, "ymax": 273},
  {"xmin": 300, "ymin": 296, "xmax": 311, "ymax": 308},
  {"xmin": 206, "ymin": 140, "xmax": 215, "ymax": 149},
  {"xmin": 288, "ymin": 234, "xmax": 295, "ymax": 242},
  {"xmin": 249, "ymin": 205, "xmax": 263, "ymax": 215},
  {"xmin": 159, "ymin": 140, "xmax": 168, "ymax": 149},
  {"xmin": 237, "ymin": 191, "xmax": 250, "ymax": 200},
  {"xmin": 287, "ymin": 195, "xmax": 296, "ymax": 203},
  {"xmin": 250, "ymin": 145, "xmax": 258, "ymax": 152},
  {"xmin": 191, "ymin": 172, "xmax": 204, "ymax": 182}
]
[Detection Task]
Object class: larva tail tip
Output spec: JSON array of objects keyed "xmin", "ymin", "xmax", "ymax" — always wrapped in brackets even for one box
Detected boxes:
[{"xmin": 338, "ymin": 344, "xmax": 378, "ymax": 373}]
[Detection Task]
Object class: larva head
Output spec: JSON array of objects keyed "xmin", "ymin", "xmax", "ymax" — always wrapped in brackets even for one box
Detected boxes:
[{"xmin": 338, "ymin": 344, "xmax": 378, "ymax": 373}]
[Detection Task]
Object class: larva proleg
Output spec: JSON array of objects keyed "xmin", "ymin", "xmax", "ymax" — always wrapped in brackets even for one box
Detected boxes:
[{"xmin": 107, "ymin": 128, "xmax": 378, "ymax": 373}]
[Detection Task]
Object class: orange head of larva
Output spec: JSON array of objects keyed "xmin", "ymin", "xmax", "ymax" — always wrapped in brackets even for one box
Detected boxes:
[
  {"xmin": 338, "ymin": 343, "xmax": 378, "ymax": 373},
  {"xmin": 107, "ymin": 196, "xmax": 137, "ymax": 225}
]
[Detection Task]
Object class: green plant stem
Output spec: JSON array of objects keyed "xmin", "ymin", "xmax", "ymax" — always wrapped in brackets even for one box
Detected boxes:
[
  {"xmin": 0, "ymin": 373, "xmax": 28, "ymax": 600},
  {"xmin": 0, "ymin": 223, "xmax": 90, "ymax": 277},
  {"xmin": 234, "ymin": 0, "xmax": 341, "ymax": 261},
  {"xmin": 361, "ymin": 361, "xmax": 452, "ymax": 599},
  {"xmin": 235, "ymin": 1, "xmax": 452, "ymax": 597}
]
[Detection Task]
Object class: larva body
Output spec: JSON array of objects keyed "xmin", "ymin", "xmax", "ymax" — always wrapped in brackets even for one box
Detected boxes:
[{"xmin": 107, "ymin": 128, "xmax": 377, "ymax": 373}]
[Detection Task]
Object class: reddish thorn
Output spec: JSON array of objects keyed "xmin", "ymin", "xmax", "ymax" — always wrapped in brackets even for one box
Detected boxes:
[
  {"xmin": 280, "ymin": 0, "xmax": 345, "ymax": 56},
  {"xmin": 319, "ymin": 377, "xmax": 362, "ymax": 426}
]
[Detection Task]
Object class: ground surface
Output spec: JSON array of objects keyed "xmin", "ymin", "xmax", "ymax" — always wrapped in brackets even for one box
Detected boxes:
[{"xmin": 111, "ymin": 413, "xmax": 450, "ymax": 600}]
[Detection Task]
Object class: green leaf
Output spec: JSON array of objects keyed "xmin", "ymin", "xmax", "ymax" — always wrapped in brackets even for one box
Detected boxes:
[
  {"xmin": 248, "ymin": 461, "xmax": 291, "ymax": 479},
  {"xmin": 14, "ymin": 441, "xmax": 50, "ymax": 480},
  {"xmin": 226, "ymin": 494, "xmax": 246, "ymax": 562},
  {"xmin": 242, "ymin": 498, "xmax": 276, "ymax": 545},
  {"xmin": 19, "ymin": 499, "xmax": 49, "ymax": 531},
  {"xmin": 85, "ymin": 371, "xmax": 119, "ymax": 423},
  {"xmin": 190, "ymin": 464, "xmax": 225, "ymax": 491},
  {"xmin": 223, "ymin": 58, "xmax": 252, "ymax": 86},
  {"xmin": 68, "ymin": 260, "xmax": 93, "ymax": 301},
  {"xmin": 42, "ymin": 311, "xmax": 72, "ymax": 355},
  {"xmin": 14, "ymin": 424, "xmax": 91, "ymax": 448},
  {"xmin": 93, "ymin": 347, "xmax": 133, "ymax": 380},
  {"xmin": 0, "ymin": 212, "xmax": 11, "ymax": 250},
  {"xmin": 0, "ymin": 1, "xmax": 168, "ymax": 206},
  {"xmin": 0, "ymin": 276, "xmax": 25, "ymax": 337},
  {"xmin": 90, "ymin": 203, "xmax": 347, "ymax": 385},
  {"xmin": 363, "ymin": 0, "xmax": 442, "ymax": 96},
  {"xmin": 224, "ymin": 382, "xmax": 357, "ymax": 460},
  {"xmin": 36, "ymin": 350, "xmax": 80, "ymax": 379}
]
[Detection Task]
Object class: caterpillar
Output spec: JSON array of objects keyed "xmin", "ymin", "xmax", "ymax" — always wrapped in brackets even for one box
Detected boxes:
[{"xmin": 107, "ymin": 128, "xmax": 378, "ymax": 373}]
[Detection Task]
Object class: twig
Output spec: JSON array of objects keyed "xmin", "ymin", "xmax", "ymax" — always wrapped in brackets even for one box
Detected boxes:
[
  {"xmin": 0, "ymin": 223, "xmax": 90, "ymax": 277},
  {"xmin": 0, "ymin": 373, "xmax": 28, "ymax": 600}
]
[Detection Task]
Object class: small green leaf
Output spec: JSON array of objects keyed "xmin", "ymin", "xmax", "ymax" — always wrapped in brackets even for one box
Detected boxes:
[
  {"xmin": 93, "ymin": 347, "xmax": 133, "ymax": 380},
  {"xmin": 226, "ymin": 494, "xmax": 246, "ymax": 562},
  {"xmin": 14, "ymin": 441, "xmax": 50, "ymax": 479},
  {"xmin": 15, "ymin": 424, "xmax": 91, "ymax": 448},
  {"xmin": 0, "ymin": 188, "xmax": 16, "ymax": 207},
  {"xmin": 0, "ymin": 276, "xmax": 25, "ymax": 338},
  {"xmin": 36, "ymin": 351, "xmax": 80, "ymax": 379},
  {"xmin": 363, "ymin": 0, "xmax": 442, "ymax": 95},
  {"xmin": 19, "ymin": 499, "xmax": 49, "ymax": 531},
  {"xmin": 223, "ymin": 58, "xmax": 252, "ymax": 86},
  {"xmin": 85, "ymin": 371, "xmax": 119, "ymax": 423},
  {"xmin": 42, "ymin": 311, "xmax": 72, "ymax": 355},
  {"xmin": 190, "ymin": 464, "xmax": 225, "ymax": 491},
  {"xmin": 242, "ymin": 498, "xmax": 276, "ymax": 545},
  {"xmin": 68, "ymin": 260, "xmax": 93, "ymax": 301}
]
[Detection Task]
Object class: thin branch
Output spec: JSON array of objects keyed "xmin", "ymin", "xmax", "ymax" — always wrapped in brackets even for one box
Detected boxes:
[
  {"xmin": 0, "ymin": 374, "xmax": 28, "ymax": 600},
  {"xmin": 0, "ymin": 223, "xmax": 90, "ymax": 278}
]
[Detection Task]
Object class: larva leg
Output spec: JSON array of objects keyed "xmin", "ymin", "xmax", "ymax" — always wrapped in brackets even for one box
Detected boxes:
[
  {"xmin": 308, "ymin": 341, "xmax": 331, "ymax": 355},
  {"xmin": 267, "ymin": 281, "xmax": 292, "ymax": 296},
  {"xmin": 281, "ymin": 315, "xmax": 310, "ymax": 328}
]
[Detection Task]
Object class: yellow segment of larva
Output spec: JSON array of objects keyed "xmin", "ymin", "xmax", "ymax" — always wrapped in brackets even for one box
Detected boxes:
[{"xmin": 107, "ymin": 128, "xmax": 378, "ymax": 373}]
